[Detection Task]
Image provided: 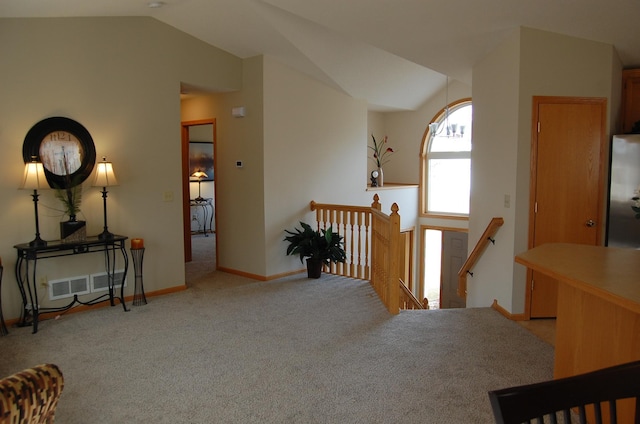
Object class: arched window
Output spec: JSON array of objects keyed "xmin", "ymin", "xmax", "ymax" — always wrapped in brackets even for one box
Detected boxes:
[{"xmin": 421, "ymin": 99, "xmax": 472, "ymax": 217}]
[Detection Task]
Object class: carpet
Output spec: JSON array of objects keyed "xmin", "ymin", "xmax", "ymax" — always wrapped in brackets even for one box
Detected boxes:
[{"xmin": 0, "ymin": 267, "xmax": 553, "ymax": 423}]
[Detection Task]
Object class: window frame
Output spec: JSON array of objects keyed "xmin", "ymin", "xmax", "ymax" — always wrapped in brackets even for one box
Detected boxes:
[{"xmin": 419, "ymin": 98, "xmax": 472, "ymax": 219}]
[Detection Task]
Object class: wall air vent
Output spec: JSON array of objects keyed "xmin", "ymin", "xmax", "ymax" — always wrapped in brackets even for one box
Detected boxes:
[
  {"xmin": 91, "ymin": 270, "xmax": 127, "ymax": 292},
  {"xmin": 48, "ymin": 275, "xmax": 90, "ymax": 300}
]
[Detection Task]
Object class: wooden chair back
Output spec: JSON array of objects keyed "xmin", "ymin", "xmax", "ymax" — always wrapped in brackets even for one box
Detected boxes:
[{"xmin": 488, "ymin": 360, "xmax": 640, "ymax": 423}]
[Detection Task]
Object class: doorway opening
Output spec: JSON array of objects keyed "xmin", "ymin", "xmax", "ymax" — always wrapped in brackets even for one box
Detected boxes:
[
  {"xmin": 181, "ymin": 119, "xmax": 217, "ymax": 270},
  {"xmin": 423, "ymin": 229, "xmax": 442, "ymax": 309},
  {"xmin": 421, "ymin": 227, "xmax": 468, "ymax": 309}
]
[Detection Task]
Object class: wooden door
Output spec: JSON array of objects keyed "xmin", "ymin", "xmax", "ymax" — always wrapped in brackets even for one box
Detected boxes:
[
  {"xmin": 622, "ymin": 69, "xmax": 640, "ymax": 133},
  {"xmin": 441, "ymin": 230, "xmax": 468, "ymax": 309},
  {"xmin": 528, "ymin": 97, "xmax": 606, "ymax": 318}
]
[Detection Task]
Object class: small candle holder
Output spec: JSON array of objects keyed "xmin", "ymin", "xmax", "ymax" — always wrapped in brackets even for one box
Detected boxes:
[{"xmin": 130, "ymin": 239, "xmax": 147, "ymax": 306}]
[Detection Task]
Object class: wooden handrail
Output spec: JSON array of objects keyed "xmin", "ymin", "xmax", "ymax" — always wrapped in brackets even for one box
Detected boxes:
[
  {"xmin": 312, "ymin": 196, "xmax": 423, "ymax": 313},
  {"xmin": 370, "ymin": 202, "xmax": 401, "ymax": 314},
  {"xmin": 399, "ymin": 279, "xmax": 427, "ymax": 310},
  {"xmin": 457, "ymin": 217, "xmax": 504, "ymax": 299},
  {"xmin": 310, "ymin": 195, "xmax": 382, "ymax": 280},
  {"xmin": 311, "ymin": 195, "xmax": 406, "ymax": 314}
]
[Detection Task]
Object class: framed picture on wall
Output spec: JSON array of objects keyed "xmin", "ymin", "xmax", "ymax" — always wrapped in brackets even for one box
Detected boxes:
[{"xmin": 189, "ymin": 141, "xmax": 214, "ymax": 181}]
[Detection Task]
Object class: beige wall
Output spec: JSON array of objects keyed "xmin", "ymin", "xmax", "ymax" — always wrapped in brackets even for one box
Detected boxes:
[
  {"xmin": 468, "ymin": 27, "xmax": 621, "ymax": 313},
  {"xmin": 0, "ymin": 17, "xmax": 242, "ymax": 320},
  {"xmin": 381, "ymin": 80, "xmax": 472, "ymax": 186},
  {"xmin": 263, "ymin": 57, "xmax": 370, "ymax": 276},
  {"xmin": 181, "ymin": 56, "xmax": 266, "ymax": 276},
  {"xmin": 4, "ymin": 17, "xmax": 623, "ymax": 321},
  {"xmin": 182, "ymin": 56, "xmax": 369, "ymax": 278},
  {"xmin": 376, "ymin": 80, "xmax": 473, "ymax": 287},
  {"xmin": 181, "ymin": 56, "xmax": 423, "ymax": 279}
]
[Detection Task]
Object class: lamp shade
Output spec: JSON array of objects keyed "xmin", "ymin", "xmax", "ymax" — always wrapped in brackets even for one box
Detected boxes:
[
  {"xmin": 20, "ymin": 161, "xmax": 48, "ymax": 190},
  {"xmin": 191, "ymin": 170, "xmax": 208, "ymax": 180},
  {"xmin": 93, "ymin": 159, "xmax": 118, "ymax": 187}
]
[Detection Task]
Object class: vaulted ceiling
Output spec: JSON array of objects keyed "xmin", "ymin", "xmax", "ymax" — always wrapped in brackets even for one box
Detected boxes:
[{"xmin": 2, "ymin": 0, "xmax": 639, "ymax": 111}]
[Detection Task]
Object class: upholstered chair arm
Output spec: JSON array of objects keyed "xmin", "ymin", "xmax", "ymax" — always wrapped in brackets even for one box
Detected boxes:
[{"xmin": 0, "ymin": 364, "xmax": 64, "ymax": 423}]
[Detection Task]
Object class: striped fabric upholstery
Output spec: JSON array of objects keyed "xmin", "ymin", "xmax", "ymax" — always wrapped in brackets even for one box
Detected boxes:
[{"xmin": 0, "ymin": 364, "xmax": 64, "ymax": 424}]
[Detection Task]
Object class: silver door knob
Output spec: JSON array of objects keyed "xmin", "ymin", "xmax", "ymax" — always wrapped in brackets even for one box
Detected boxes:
[{"xmin": 586, "ymin": 219, "xmax": 596, "ymax": 227}]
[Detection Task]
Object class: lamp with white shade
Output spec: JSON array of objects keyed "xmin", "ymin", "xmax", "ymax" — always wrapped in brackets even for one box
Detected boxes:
[
  {"xmin": 20, "ymin": 158, "xmax": 49, "ymax": 247},
  {"xmin": 92, "ymin": 157, "xmax": 119, "ymax": 240},
  {"xmin": 191, "ymin": 170, "xmax": 208, "ymax": 201}
]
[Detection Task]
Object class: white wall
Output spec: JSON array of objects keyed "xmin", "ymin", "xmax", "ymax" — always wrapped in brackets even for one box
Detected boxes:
[
  {"xmin": 468, "ymin": 29, "xmax": 522, "ymax": 310},
  {"xmin": 0, "ymin": 17, "xmax": 242, "ymax": 320},
  {"xmin": 213, "ymin": 56, "xmax": 267, "ymax": 276},
  {"xmin": 181, "ymin": 25, "xmax": 621, "ymax": 311},
  {"xmin": 468, "ymin": 27, "xmax": 620, "ymax": 313},
  {"xmin": 262, "ymin": 57, "xmax": 369, "ymax": 277},
  {"xmin": 181, "ymin": 57, "xmax": 421, "ymax": 280},
  {"xmin": 375, "ymin": 79, "xmax": 472, "ymax": 289},
  {"xmin": 182, "ymin": 56, "xmax": 269, "ymax": 277},
  {"xmin": 381, "ymin": 79, "xmax": 472, "ymax": 186}
]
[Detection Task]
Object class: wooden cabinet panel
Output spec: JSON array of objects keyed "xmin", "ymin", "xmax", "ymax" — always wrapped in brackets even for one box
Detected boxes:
[
  {"xmin": 516, "ymin": 243, "xmax": 640, "ymax": 424},
  {"xmin": 622, "ymin": 69, "xmax": 640, "ymax": 133}
]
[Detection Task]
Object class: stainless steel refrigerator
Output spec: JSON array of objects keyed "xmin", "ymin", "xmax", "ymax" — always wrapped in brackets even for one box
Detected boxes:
[{"xmin": 607, "ymin": 134, "xmax": 640, "ymax": 248}]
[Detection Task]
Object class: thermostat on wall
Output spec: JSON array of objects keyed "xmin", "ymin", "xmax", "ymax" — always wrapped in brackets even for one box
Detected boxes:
[
  {"xmin": 232, "ymin": 106, "xmax": 245, "ymax": 118},
  {"xmin": 236, "ymin": 160, "xmax": 243, "ymax": 168}
]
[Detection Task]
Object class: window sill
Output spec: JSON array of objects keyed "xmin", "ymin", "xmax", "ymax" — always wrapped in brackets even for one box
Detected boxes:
[
  {"xmin": 420, "ymin": 212, "xmax": 469, "ymax": 221},
  {"xmin": 366, "ymin": 183, "xmax": 418, "ymax": 191}
]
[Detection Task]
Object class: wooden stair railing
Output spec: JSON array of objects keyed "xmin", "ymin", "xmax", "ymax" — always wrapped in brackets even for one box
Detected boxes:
[
  {"xmin": 370, "ymin": 201, "xmax": 401, "ymax": 314},
  {"xmin": 312, "ymin": 194, "xmax": 410, "ymax": 314},
  {"xmin": 310, "ymin": 197, "xmax": 379, "ymax": 280},
  {"xmin": 457, "ymin": 217, "xmax": 504, "ymax": 299},
  {"xmin": 399, "ymin": 279, "xmax": 427, "ymax": 310}
]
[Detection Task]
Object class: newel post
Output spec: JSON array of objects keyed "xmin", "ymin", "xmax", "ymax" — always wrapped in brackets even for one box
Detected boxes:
[{"xmin": 371, "ymin": 194, "xmax": 381, "ymax": 211}]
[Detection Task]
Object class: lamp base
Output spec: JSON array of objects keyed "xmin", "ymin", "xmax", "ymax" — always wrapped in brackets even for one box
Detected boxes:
[
  {"xmin": 98, "ymin": 230, "xmax": 115, "ymax": 240},
  {"xmin": 29, "ymin": 236, "xmax": 47, "ymax": 247},
  {"xmin": 195, "ymin": 196, "xmax": 205, "ymax": 201}
]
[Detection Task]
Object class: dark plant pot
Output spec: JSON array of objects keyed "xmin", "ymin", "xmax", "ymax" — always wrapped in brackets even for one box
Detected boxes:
[
  {"xmin": 306, "ymin": 258, "xmax": 323, "ymax": 279},
  {"xmin": 60, "ymin": 220, "xmax": 87, "ymax": 243}
]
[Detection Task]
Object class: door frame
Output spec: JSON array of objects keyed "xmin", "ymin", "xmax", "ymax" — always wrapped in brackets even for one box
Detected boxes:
[
  {"xmin": 399, "ymin": 229, "xmax": 415, "ymax": 291},
  {"xmin": 524, "ymin": 96, "xmax": 607, "ymax": 319},
  {"xmin": 419, "ymin": 224, "xmax": 469, "ymax": 309},
  {"xmin": 181, "ymin": 119, "xmax": 217, "ymax": 264}
]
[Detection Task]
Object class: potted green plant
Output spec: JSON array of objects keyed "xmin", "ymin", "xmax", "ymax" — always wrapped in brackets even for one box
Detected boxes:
[
  {"xmin": 284, "ymin": 222, "xmax": 346, "ymax": 278},
  {"xmin": 55, "ymin": 182, "xmax": 82, "ymax": 221},
  {"xmin": 55, "ymin": 181, "xmax": 86, "ymax": 242},
  {"xmin": 54, "ymin": 155, "xmax": 86, "ymax": 242}
]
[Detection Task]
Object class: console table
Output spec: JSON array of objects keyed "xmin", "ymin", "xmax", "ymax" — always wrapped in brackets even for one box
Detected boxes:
[
  {"xmin": 14, "ymin": 235, "xmax": 129, "ymax": 333},
  {"xmin": 190, "ymin": 198, "xmax": 214, "ymax": 235},
  {"xmin": 515, "ymin": 243, "xmax": 640, "ymax": 423}
]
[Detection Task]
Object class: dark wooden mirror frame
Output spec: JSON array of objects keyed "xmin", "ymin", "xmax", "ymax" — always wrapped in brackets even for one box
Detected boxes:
[{"xmin": 22, "ymin": 116, "xmax": 96, "ymax": 189}]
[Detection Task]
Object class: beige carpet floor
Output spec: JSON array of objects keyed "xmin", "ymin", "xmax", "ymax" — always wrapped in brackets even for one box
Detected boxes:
[{"xmin": 0, "ymin": 235, "xmax": 554, "ymax": 423}]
